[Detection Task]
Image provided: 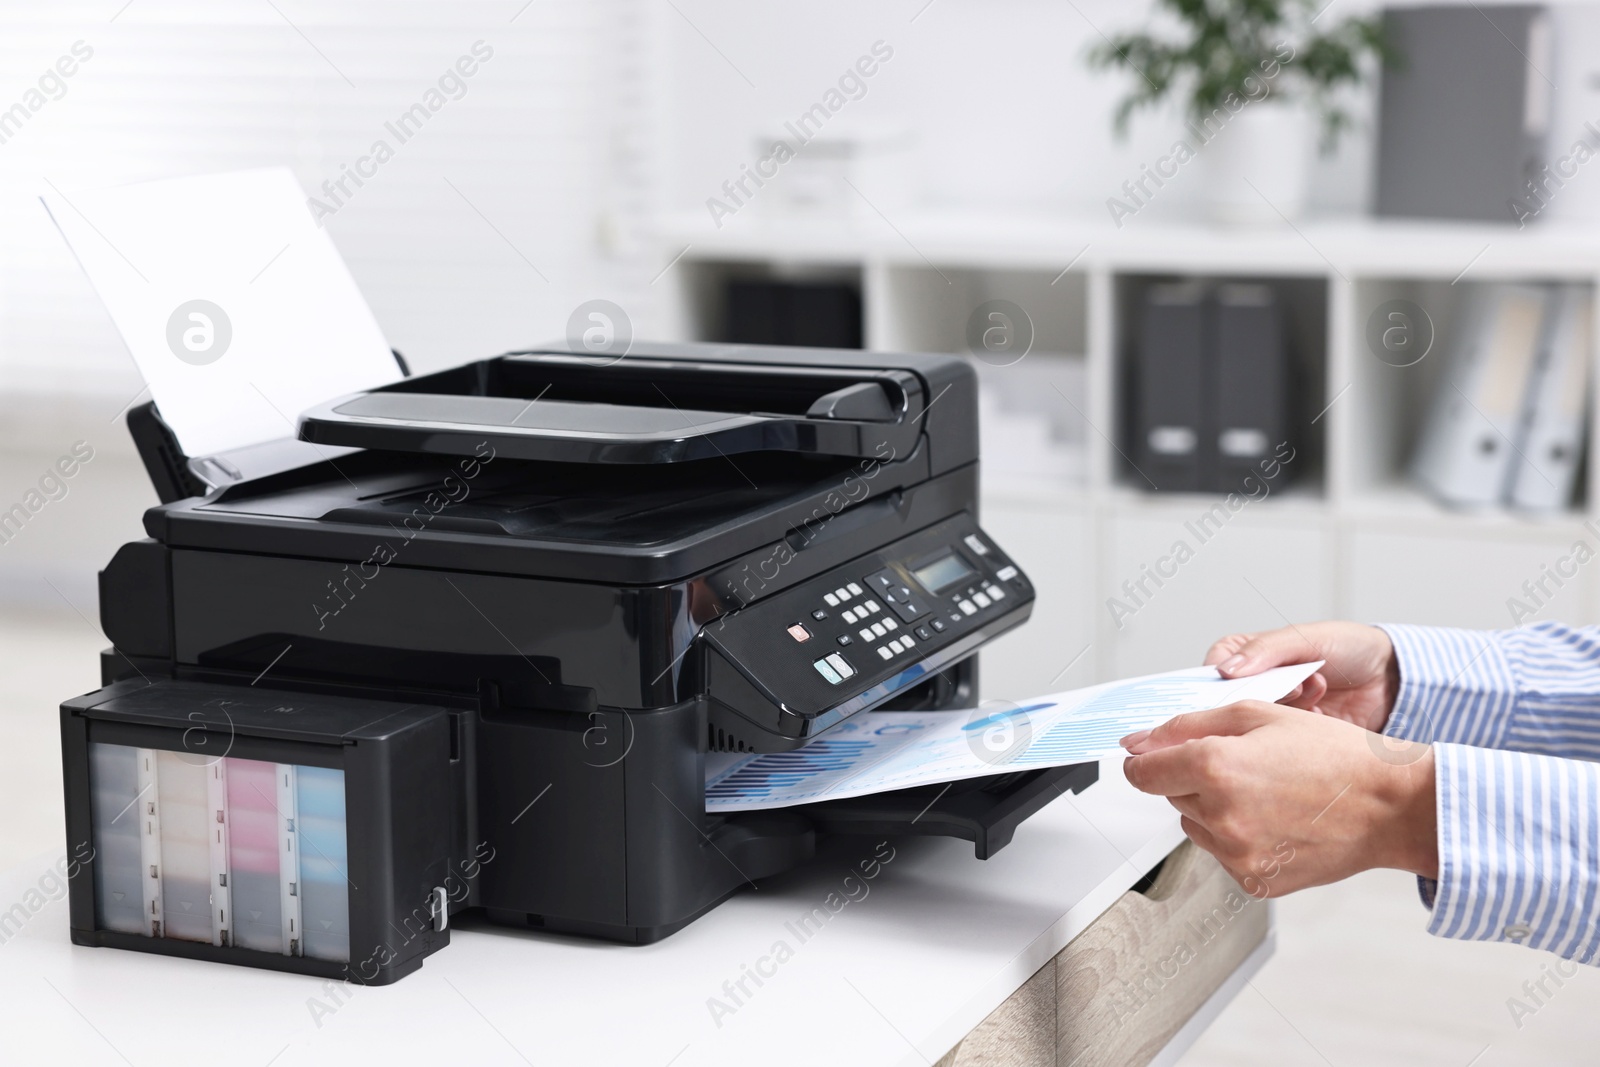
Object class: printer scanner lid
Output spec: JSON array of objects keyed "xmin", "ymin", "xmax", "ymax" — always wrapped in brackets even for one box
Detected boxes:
[
  {"xmin": 144, "ymin": 344, "xmax": 981, "ymax": 585},
  {"xmin": 296, "ymin": 347, "xmax": 926, "ymax": 465}
]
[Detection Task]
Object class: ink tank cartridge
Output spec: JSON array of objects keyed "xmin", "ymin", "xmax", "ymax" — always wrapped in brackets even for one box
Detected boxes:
[{"xmin": 62, "ymin": 680, "xmax": 462, "ymax": 984}]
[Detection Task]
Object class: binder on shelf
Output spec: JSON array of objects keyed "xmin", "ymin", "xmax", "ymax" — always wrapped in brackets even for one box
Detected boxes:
[
  {"xmin": 1510, "ymin": 284, "xmax": 1592, "ymax": 512},
  {"xmin": 723, "ymin": 279, "xmax": 863, "ymax": 349},
  {"xmin": 1375, "ymin": 5, "xmax": 1551, "ymax": 223},
  {"xmin": 1411, "ymin": 283, "xmax": 1551, "ymax": 508},
  {"xmin": 1133, "ymin": 282, "xmax": 1210, "ymax": 492},
  {"xmin": 1212, "ymin": 283, "xmax": 1290, "ymax": 492}
]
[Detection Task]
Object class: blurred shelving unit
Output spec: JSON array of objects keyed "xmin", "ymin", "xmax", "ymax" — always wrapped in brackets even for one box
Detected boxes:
[{"xmin": 655, "ymin": 212, "xmax": 1600, "ymax": 688}]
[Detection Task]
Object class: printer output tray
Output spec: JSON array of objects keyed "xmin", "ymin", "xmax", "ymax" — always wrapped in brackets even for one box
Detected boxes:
[{"xmin": 792, "ymin": 762, "xmax": 1099, "ymax": 860}]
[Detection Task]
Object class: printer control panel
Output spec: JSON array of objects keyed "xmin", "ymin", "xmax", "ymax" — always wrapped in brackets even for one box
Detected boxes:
[
  {"xmin": 800, "ymin": 545, "xmax": 1019, "ymax": 684},
  {"xmin": 703, "ymin": 513, "xmax": 1034, "ymax": 747}
]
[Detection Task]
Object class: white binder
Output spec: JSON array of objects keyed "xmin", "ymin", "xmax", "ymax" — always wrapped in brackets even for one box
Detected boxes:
[
  {"xmin": 1510, "ymin": 284, "xmax": 1592, "ymax": 512},
  {"xmin": 1411, "ymin": 284, "xmax": 1551, "ymax": 508}
]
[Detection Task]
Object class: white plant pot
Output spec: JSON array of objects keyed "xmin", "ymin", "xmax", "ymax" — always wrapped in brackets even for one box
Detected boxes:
[{"xmin": 1196, "ymin": 102, "xmax": 1314, "ymax": 225}]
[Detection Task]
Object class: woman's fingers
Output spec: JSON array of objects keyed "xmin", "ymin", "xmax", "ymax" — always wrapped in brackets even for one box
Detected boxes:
[
  {"xmin": 1204, "ymin": 633, "xmax": 1254, "ymax": 667},
  {"xmin": 1179, "ymin": 814, "xmax": 1220, "ymax": 855},
  {"xmin": 1214, "ymin": 627, "xmax": 1328, "ymax": 678},
  {"xmin": 1279, "ymin": 671, "xmax": 1328, "ymax": 711}
]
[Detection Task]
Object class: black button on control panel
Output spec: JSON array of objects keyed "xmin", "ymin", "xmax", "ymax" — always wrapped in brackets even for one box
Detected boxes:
[
  {"xmin": 891, "ymin": 597, "xmax": 928, "ymax": 623},
  {"xmin": 865, "ymin": 567, "xmax": 929, "ymax": 623}
]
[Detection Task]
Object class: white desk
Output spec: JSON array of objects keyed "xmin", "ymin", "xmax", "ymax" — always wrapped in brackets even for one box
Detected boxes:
[{"xmin": 0, "ymin": 760, "xmax": 1241, "ymax": 1067}]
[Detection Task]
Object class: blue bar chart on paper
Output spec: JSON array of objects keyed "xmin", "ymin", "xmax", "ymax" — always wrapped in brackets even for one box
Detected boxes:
[
  {"xmin": 704, "ymin": 662, "xmax": 1320, "ymax": 811},
  {"xmin": 1006, "ymin": 674, "xmax": 1261, "ymax": 767}
]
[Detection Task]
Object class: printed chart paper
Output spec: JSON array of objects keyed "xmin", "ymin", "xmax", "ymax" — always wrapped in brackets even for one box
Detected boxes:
[{"xmin": 705, "ymin": 662, "xmax": 1322, "ymax": 812}]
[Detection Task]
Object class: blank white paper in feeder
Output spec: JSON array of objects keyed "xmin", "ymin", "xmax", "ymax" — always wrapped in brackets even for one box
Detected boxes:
[{"xmin": 43, "ymin": 167, "xmax": 401, "ymax": 458}]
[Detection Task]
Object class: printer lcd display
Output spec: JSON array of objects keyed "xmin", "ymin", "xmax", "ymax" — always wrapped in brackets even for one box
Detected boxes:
[{"xmin": 913, "ymin": 551, "xmax": 975, "ymax": 594}]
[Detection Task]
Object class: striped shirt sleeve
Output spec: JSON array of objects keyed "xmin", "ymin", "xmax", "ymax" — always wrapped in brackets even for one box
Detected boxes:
[
  {"xmin": 1378, "ymin": 622, "xmax": 1600, "ymax": 963},
  {"xmin": 1381, "ymin": 621, "xmax": 1600, "ymax": 756},
  {"xmin": 1427, "ymin": 744, "xmax": 1600, "ymax": 962}
]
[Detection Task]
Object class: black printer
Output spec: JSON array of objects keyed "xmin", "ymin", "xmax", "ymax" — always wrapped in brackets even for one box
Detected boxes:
[{"xmin": 61, "ymin": 342, "xmax": 1095, "ymax": 984}]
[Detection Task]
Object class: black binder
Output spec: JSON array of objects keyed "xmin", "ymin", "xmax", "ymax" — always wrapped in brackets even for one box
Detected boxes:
[
  {"xmin": 1213, "ymin": 284, "xmax": 1289, "ymax": 491},
  {"xmin": 724, "ymin": 279, "xmax": 863, "ymax": 349},
  {"xmin": 1133, "ymin": 282, "xmax": 1210, "ymax": 491}
]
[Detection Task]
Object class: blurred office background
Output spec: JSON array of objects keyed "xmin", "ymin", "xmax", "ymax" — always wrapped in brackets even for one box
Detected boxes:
[{"xmin": 5, "ymin": 0, "xmax": 1600, "ymax": 1062}]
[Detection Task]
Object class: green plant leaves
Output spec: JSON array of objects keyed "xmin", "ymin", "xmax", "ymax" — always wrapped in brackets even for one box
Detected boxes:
[{"xmin": 1084, "ymin": 0, "xmax": 1394, "ymax": 152}]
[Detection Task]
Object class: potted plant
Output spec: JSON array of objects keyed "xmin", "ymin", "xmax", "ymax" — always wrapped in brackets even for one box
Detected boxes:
[{"xmin": 1088, "ymin": 0, "xmax": 1393, "ymax": 224}]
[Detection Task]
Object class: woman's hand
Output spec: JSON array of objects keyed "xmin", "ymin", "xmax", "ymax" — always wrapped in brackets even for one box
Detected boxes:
[
  {"xmin": 1205, "ymin": 622, "xmax": 1399, "ymax": 734},
  {"xmin": 1121, "ymin": 701, "xmax": 1438, "ymax": 896}
]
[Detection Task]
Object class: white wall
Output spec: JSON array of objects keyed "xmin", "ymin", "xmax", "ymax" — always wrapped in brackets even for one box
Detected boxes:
[
  {"xmin": 0, "ymin": 0, "xmax": 664, "ymax": 608},
  {"xmin": 0, "ymin": 0, "xmax": 1586, "ymax": 613},
  {"xmin": 654, "ymin": 0, "xmax": 1376, "ymax": 227},
  {"xmin": 0, "ymin": 0, "xmax": 661, "ymax": 400}
]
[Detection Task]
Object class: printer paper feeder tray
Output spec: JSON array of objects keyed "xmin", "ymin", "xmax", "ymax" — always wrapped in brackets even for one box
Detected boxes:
[{"xmin": 296, "ymin": 353, "xmax": 927, "ymax": 465}]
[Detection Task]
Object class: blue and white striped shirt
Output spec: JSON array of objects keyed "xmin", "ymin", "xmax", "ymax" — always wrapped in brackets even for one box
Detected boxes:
[{"xmin": 1380, "ymin": 622, "xmax": 1600, "ymax": 965}]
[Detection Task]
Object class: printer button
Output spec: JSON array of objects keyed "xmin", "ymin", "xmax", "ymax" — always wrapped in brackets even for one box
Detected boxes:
[
  {"xmin": 883, "ymin": 618, "xmax": 899, "ymax": 631},
  {"xmin": 958, "ymin": 599, "xmax": 977, "ymax": 616},
  {"xmin": 877, "ymin": 646, "xmax": 894, "ymax": 661},
  {"xmin": 787, "ymin": 623, "xmax": 812, "ymax": 643},
  {"xmin": 871, "ymin": 621, "xmax": 888, "ymax": 637},
  {"xmin": 837, "ymin": 634, "xmax": 853, "ymax": 646},
  {"xmin": 825, "ymin": 653, "xmax": 856, "ymax": 680},
  {"xmin": 996, "ymin": 565, "xmax": 1019, "ymax": 582},
  {"xmin": 859, "ymin": 628, "xmax": 876, "ymax": 643},
  {"xmin": 930, "ymin": 618, "xmax": 946, "ymax": 633},
  {"xmin": 915, "ymin": 625, "xmax": 932, "ymax": 640},
  {"xmin": 972, "ymin": 592, "xmax": 992, "ymax": 609},
  {"xmin": 834, "ymin": 586, "xmax": 852, "ymax": 602},
  {"xmin": 987, "ymin": 585, "xmax": 1006, "ymax": 601},
  {"xmin": 964, "ymin": 534, "xmax": 990, "ymax": 556},
  {"xmin": 824, "ymin": 592, "xmax": 840, "ymax": 607},
  {"xmin": 842, "ymin": 608, "xmax": 859, "ymax": 624},
  {"xmin": 846, "ymin": 582, "xmax": 864, "ymax": 596},
  {"xmin": 812, "ymin": 658, "xmax": 843, "ymax": 685},
  {"xmin": 811, "ymin": 609, "xmax": 829, "ymax": 621},
  {"xmin": 889, "ymin": 597, "xmax": 928, "ymax": 623},
  {"xmin": 901, "ymin": 633, "xmax": 915, "ymax": 647},
  {"xmin": 864, "ymin": 600, "xmax": 882, "ymax": 614}
]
